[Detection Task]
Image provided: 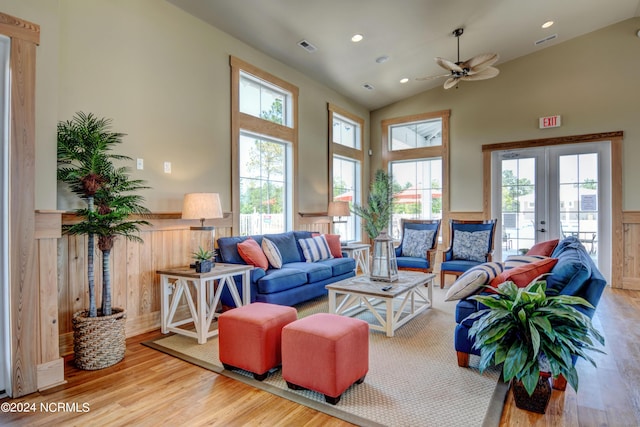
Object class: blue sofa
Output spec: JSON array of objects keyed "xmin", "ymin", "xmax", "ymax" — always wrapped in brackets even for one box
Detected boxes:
[
  {"xmin": 216, "ymin": 231, "xmax": 356, "ymax": 307},
  {"xmin": 454, "ymin": 236, "xmax": 607, "ymax": 369}
]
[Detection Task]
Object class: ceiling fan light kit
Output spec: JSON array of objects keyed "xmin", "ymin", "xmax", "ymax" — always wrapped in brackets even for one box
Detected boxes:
[{"xmin": 418, "ymin": 27, "xmax": 500, "ymax": 89}]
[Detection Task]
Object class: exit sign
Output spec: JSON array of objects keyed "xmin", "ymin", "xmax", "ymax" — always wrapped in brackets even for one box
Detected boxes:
[{"xmin": 539, "ymin": 115, "xmax": 561, "ymax": 129}]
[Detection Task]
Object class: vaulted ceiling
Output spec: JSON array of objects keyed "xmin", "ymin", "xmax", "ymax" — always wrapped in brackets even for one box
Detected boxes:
[{"xmin": 168, "ymin": 0, "xmax": 640, "ymax": 110}]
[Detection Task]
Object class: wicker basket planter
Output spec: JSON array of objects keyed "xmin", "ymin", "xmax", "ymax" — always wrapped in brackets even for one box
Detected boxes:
[{"xmin": 72, "ymin": 308, "xmax": 127, "ymax": 370}]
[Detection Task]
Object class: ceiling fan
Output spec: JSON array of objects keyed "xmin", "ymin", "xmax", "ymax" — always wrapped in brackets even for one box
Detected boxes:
[{"xmin": 417, "ymin": 28, "xmax": 499, "ymax": 89}]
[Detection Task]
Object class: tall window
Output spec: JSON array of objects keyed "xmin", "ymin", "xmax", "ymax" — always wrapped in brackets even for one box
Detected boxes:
[
  {"xmin": 382, "ymin": 111, "xmax": 450, "ymax": 240},
  {"xmin": 231, "ymin": 57, "xmax": 298, "ymax": 235},
  {"xmin": 329, "ymin": 104, "xmax": 364, "ymax": 242}
]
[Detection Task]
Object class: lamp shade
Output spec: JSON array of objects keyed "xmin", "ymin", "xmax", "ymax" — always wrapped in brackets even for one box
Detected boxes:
[
  {"xmin": 327, "ymin": 201, "xmax": 350, "ymax": 217},
  {"xmin": 182, "ymin": 193, "xmax": 223, "ymax": 229}
]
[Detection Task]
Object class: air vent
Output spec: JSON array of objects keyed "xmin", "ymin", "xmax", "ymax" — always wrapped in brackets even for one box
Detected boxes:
[
  {"xmin": 297, "ymin": 39, "xmax": 317, "ymax": 53},
  {"xmin": 362, "ymin": 83, "xmax": 375, "ymax": 90},
  {"xmin": 534, "ymin": 33, "xmax": 558, "ymax": 46}
]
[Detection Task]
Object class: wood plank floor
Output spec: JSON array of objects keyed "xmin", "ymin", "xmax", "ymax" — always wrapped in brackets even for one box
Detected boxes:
[{"xmin": 1, "ymin": 287, "xmax": 638, "ymax": 427}]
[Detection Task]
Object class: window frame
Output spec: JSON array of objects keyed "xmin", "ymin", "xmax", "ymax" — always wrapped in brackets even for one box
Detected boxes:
[
  {"xmin": 382, "ymin": 110, "xmax": 450, "ymax": 237},
  {"xmin": 231, "ymin": 56, "xmax": 299, "ymax": 233},
  {"xmin": 328, "ymin": 103, "xmax": 364, "ymax": 241}
]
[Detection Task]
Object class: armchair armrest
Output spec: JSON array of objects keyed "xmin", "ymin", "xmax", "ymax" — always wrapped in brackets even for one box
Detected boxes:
[{"xmin": 442, "ymin": 246, "xmax": 453, "ymax": 262}]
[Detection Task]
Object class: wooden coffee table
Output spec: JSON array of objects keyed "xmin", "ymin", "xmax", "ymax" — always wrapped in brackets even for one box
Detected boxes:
[{"xmin": 325, "ymin": 271, "xmax": 435, "ymax": 337}]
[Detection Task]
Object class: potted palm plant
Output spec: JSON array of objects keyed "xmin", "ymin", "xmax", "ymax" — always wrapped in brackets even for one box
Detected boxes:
[
  {"xmin": 58, "ymin": 112, "xmax": 150, "ymax": 370},
  {"xmin": 466, "ymin": 280, "xmax": 605, "ymax": 413},
  {"xmin": 351, "ymin": 169, "xmax": 396, "ymax": 240}
]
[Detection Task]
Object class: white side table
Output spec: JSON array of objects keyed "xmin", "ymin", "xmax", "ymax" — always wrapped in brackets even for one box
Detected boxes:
[
  {"xmin": 341, "ymin": 243, "xmax": 370, "ymax": 275},
  {"xmin": 157, "ymin": 263, "xmax": 252, "ymax": 344}
]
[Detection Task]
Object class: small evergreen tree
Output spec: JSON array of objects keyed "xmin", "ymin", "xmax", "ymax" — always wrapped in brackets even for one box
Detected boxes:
[{"xmin": 351, "ymin": 169, "xmax": 397, "ymax": 239}]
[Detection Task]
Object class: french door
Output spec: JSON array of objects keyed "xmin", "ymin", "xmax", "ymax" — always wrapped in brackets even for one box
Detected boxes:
[{"xmin": 491, "ymin": 142, "xmax": 611, "ymax": 281}]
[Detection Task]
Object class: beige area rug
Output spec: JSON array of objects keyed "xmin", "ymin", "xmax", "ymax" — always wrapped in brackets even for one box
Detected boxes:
[{"xmin": 144, "ymin": 285, "xmax": 507, "ymax": 427}]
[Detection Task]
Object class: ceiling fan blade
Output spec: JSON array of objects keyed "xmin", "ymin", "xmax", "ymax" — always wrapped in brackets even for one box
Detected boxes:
[
  {"xmin": 463, "ymin": 53, "xmax": 499, "ymax": 74},
  {"xmin": 415, "ymin": 73, "xmax": 450, "ymax": 81},
  {"xmin": 461, "ymin": 66, "xmax": 499, "ymax": 81},
  {"xmin": 435, "ymin": 57, "xmax": 463, "ymax": 73},
  {"xmin": 443, "ymin": 77, "xmax": 459, "ymax": 89}
]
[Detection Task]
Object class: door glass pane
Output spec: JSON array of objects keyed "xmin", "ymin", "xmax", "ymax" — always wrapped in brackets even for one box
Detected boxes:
[
  {"xmin": 559, "ymin": 153, "xmax": 598, "ymax": 260},
  {"xmin": 501, "ymin": 157, "xmax": 536, "ymax": 256}
]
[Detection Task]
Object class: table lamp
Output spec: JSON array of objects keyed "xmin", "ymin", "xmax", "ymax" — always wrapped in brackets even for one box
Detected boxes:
[{"xmin": 182, "ymin": 192, "xmax": 223, "ymax": 230}]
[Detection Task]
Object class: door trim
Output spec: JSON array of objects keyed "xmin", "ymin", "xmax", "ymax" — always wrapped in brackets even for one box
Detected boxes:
[{"xmin": 482, "ymin": 131, "xmax": 623, "ymax": 288}]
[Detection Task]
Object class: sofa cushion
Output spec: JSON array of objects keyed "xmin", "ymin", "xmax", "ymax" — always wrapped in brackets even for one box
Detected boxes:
[
  {"xmin": 262, "ymin": 238, "xmax": 283, "ymax": 269},
  {"xmin": 445, "ymin": 261, "xmax": 505, "ymax": 301},
  {"xmin": 298, "ymin": 235, "xmax": 333, "ymax": 262},
  {"xmin": 489, "ymin": 257, "xmax": 558, "ymax": 288},
  {"xmin": 217, "ymin": 236, "xmax": 250, "ymax": 264},
  {"xmin": 282, "ymin": 262, "xmax": 332, "ymax": 283},
  {"xmin": 237, "ymin": 237, "xmax": 269, "ymax": 269},
  {"xmin": 256, "ymin": 268, "xmax": 308, "ymax": 294},
  {"xmin": 547, "ymin": 239, "xmax": 592, "ymax": 295},
  {"xmin": 264, "ymin": 232, "xmax": 302, "ymax": 264},
  {"xmin": 318, "ymin": 257, "xmax": 356, "ymax": 277},
  {"xmin": 526, "ymin": 239, "xmax": 559, "ymax": 256}
]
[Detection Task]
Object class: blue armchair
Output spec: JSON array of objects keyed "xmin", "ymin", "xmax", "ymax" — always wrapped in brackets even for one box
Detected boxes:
[
  {"xmin": 395, "ymin": 219, "xmax": 441, "ymax": 273},
  {"xmin": 440, "ymin": 219, "xmax": 497, "ymax": 288}
]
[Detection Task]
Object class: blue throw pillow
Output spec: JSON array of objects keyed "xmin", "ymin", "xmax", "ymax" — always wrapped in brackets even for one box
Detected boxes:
[
  {"xmin": 546, "ymin": 246, "xmax": 591, "ymax": 295},
  {"xmin": 263, "ymin": 232, "xmax": 301, "ymax": 264}
]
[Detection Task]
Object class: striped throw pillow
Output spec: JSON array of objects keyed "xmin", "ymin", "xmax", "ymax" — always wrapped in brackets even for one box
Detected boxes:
[
  {"xmin": 261, "ymin": 237, "xmax": 283, "ymax": 269},
  {"xmin": 298, "ymin": 235, "xmax": 333, "ymax": 263},
  {"xmin": 444, "ymin": 261, "xmax": 505, "ymax": 301}
]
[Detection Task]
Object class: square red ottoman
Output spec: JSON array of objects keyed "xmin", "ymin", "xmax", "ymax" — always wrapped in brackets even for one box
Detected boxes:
[
  {"xmin": 282, "ymin": 313, "xmax": 369, "ymax": 404},
  {"xmin": 218, "ymin": 302, "xmax": 297, "ymax": 381}
]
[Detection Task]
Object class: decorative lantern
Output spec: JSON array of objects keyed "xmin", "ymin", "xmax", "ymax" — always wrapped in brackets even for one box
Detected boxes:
[{"xmin": 370, "ymin": 229, "xmax": 398, "ymax": 282}]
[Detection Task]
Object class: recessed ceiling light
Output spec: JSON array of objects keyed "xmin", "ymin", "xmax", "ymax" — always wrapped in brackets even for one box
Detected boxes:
[
  {"xmin": 400, "ymin": 78, "xmax": 409, "ymax": 84},
  {"xmin": 375, "ymin": 55, "xmax": 389, "ymax": 64},
  {"xmin": 542, "ymin": 21, "xmax": 554, "ymax": 29},
  {"xmin": 351, "ymin": 34, "xmax": 364, "ymax": 42}
]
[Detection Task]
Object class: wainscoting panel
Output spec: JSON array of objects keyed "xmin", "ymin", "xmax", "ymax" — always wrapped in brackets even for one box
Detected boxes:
[
  {"xmin": 58, "ymin": 215, "xmax": 234, "ymax": 355},
  {"xmin": 622, "ymin": 212, "xmax": 640, "ymax": 290}
]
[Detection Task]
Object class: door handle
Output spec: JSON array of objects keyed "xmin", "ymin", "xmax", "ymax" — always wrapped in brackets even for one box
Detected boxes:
[{"xmin": 537, "ymin": 228, "xmax": 547, "ymax": 232}]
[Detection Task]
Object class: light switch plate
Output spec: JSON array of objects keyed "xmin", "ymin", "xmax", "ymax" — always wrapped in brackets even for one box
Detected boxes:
[{"xmin": 163, "ymin": 161, "xmax": 171, "ymax": 174}]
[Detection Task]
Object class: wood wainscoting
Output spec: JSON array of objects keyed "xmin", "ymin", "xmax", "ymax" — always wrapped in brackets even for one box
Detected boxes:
[
  {"xmin": 622, "ymin": 211, "xmax": 640, "ymax": 290},
  {"xmin": 57, "ymin": 213, "xmax": 333, "ymax": 356}
]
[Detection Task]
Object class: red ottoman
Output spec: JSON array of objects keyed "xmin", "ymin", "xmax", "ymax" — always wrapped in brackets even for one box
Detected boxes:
[
  {"xmin": 218, "ymin": 302, "xmax": 297, "ymax": 381},
  {"xmin": 282, "ymin": 313, "xmax": 369, "ymax": 404}
]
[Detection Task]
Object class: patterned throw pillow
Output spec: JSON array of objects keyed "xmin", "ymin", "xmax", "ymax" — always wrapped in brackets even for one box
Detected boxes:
[
  {"xmin": 452, "ymin": 230, "xmax": 491, "ymax": 262},
  {"xmin": 261, "ymin": 237, "xmax": 283, "ymax": 269},
  {"xmin": 444, "ymin": 261, "xmax": 505, "ymax": 301},
  {"xmin": 401, "ymin": 229, "xmax": 436, "ymax": 258},
  {"xmin": 298, "ymin": 235, "xmax": 333, "ymax": 263}
]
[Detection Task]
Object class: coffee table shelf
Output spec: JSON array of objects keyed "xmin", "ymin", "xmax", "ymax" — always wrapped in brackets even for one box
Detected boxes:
[{"xmin": 326, "ymin": 271, "xmax": 435, "ymax": 337}]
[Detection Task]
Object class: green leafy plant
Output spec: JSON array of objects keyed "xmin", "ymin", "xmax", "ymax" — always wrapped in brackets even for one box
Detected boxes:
[
  {"xmin": 350, "ymin": 169, "xmax": 397, "ymax": 239},
  {"xmin": 58, "ymin": 112, "xmax": 150, "ymax": 317},
  {"xmin": 466, "ymin": 280, "xmax": 605, "ymax": 396},
  {"xmin": 192, "ymin": 247, "xmax": 214, "ymax": 262}
]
